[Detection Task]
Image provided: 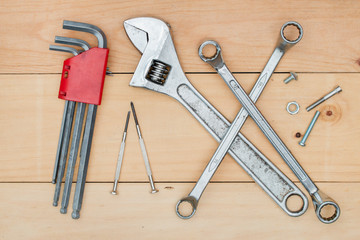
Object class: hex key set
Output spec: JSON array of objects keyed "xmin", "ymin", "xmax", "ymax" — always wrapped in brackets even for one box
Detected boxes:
[
  {"xmin": 49, "ymin": 18, "xmax": 343, "ymax": 223},
  {"xmin": 50, "ymin": 20, "xmax": 109, "ymax": 219}
]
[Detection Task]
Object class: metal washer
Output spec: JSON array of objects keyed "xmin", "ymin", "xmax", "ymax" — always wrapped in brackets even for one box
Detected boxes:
[{"xmin": 286, "ymin": 101, "xmax": 300, "ymax": 115}]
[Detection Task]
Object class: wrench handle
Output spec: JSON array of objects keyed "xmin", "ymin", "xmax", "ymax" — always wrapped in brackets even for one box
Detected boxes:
[
  {"xmin": 189, "ymin": 44, "xmax": 285, "ymax": 201},
  {"xmin": 218, "ymin": 63, "xmax": 340, "ymax": 223},
  {"xmin": 175, "ymin": 83, "xmax": 308, "ymax": 218}
]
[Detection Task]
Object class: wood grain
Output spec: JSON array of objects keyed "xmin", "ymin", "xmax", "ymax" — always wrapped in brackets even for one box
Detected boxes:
[
  {"xmin": 0, "ymin": 183, "xmax": 358, "ymax": 240},
  {"xmin": 1, "ymin": 0, "xmax": 360, "ymax": 73},
  {"xmin": 0, "ymin": 73, "xmax": 357, "ymax": 182}
]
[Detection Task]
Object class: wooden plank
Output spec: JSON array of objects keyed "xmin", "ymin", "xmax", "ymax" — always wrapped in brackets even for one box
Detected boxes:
[
  {"xmin": 1, "ymin": 0, "xmax": 360, "ymax": 73},
  {"xmin": 0, "ymin": 183, "xmax": 358, "ymax": 240},
  {"xmin": 0, "ymin": 73, "xmax": 357, "ymax": 182}
]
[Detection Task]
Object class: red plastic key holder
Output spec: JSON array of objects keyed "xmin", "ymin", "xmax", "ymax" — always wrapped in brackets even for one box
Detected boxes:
[{"xmin": 59, "ymin": 47, "xmax": 109, "ymax": 105}]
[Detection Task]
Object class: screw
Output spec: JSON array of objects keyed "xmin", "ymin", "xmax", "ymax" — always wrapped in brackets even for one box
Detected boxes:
[
  {"xmin": 306, "ymin": 86, "xmax": 342, "ymax": 112},
  {"xmin": 299, "ymin": 111, "xmax": 320, "ymax": 147},
  {"xmin": 283, "ymin": 72, "xmax": 298, "ymax": 84}
]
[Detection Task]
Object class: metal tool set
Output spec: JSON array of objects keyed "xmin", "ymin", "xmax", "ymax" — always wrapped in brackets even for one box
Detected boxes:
[
  {"xmin": 49, "ymin": 17, "xmax": 343, "ymax": 223},
  {"xmin": 50, "ymin": 20, "xmax": 109, "ymax": 219}
]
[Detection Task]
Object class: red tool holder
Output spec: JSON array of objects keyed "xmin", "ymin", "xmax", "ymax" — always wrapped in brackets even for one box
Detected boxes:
[{"xmin": 58, "ymin": 47, "xmax": 109, "ymax": 105}]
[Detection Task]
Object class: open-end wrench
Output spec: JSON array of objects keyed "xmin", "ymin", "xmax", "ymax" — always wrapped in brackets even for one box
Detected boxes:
[
  {"xmin": 201, "ymin": 41, "xmax": 340, "ymax": 224},
  {"xmin": 177, "ymin": 22, "xmax": 307, "ymax": 219},
  {"xmin": 60, "ymin": 20, "xmax": 108, "ymax": 219},
  {"xmin": 124, "ymin": 17, "xmax": 307, "ymax": 216},
  {"xmin": 49, "ymin": 45, "xmax": 79, "ymax": 206},
  {"xmin": 53, "ymin": 37, "xmax": 92, "ymax": 214}
]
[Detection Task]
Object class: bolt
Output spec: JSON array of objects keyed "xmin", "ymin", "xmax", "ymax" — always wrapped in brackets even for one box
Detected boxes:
[
  {"xmin": 283, "ymin": 72, "xmax": 298, "ymax": 84},
  {"xmin": 306, "ymin": 86, "xmax": 342, "ymax": 112},
  {"xmin": 299, "ymin": 111, "xmax": 320, "ymax": 147}
]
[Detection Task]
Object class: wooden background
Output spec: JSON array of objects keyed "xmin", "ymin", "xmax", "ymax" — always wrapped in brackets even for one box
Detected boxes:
[{"xmin": 0, "ymin": 0, "xmax": 359, "ymax": 239}]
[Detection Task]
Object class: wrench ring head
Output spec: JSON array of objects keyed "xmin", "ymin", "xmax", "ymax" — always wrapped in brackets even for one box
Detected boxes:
[
  {"xmin": 176, "ymin": 196, "xmax": 198, "ymax": 219},
  {"xmin": 286, "ymin": 101, "xmax": 300, "ymax": 115},
  {"xmin": 280, "ymin": 21, "xmax": 303, "ymax": 44},
  {"xmin": 198, "ymin": 40, "xmax": 224, "ymax": 69},
  {"xmin": 283, "ymin": 192, "xmax": 309, "ymax": 217},
  {"xmin": 316, "ymin": 201, "xmax": 340, "ymax": 224},
  {"xmin": 280, "ymin": 21, "xmax": 304, "ymax": 44}
]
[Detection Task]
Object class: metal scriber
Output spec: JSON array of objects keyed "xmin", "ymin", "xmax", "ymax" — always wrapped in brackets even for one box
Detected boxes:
[
  {"xmin": 124, "ymin": 17, "xmax": 307, "ymax": 217},
  {"xmin": 111, "ymin": 111, "xmax": 131, "ymax": 195},
  {"xmin": 131, "ymin": 102, "xmax": 158, "ymax": 193},
  {"xmin": 177, "ymin": 22, "xmax": 307, "ymax": 219},
  {"xmin": 202, "ymin": 41, "xmax": 340, "ymax": 224}
]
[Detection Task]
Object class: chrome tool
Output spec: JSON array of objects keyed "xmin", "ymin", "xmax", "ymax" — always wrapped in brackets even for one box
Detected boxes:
[
  {"xmin": 177, "ymin": 22, "xmax": 306, "ymax": 219},
  {"xmin": 200, "ymin": 40, "xmax": 340, "ymax": 224},
  {"xmin": 124, "ymin": 17, "xmax": 306, "ymax": 217}
]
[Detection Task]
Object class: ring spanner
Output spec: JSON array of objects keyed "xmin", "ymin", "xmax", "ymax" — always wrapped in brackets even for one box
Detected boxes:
[
  {"xmin": 177, "ymin": 22, "xmax": 307, "ymax": 219},
  {"xmin": 124, "ymin": 17, "xmax": 307, "ymax": 217},
  {"xmin": 201, "ymin": 40, "xmax": 340, "ymax": 224}
]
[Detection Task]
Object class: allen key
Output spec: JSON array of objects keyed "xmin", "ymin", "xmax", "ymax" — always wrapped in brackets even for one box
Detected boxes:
[
  {"xmin": 50, "ymin": 20, "xmax": 109, "ymax": 219},
  {"xmin": 49, "ymin": 45, "xmax": 79, "ymax": 205},
  {"xmin": 52, "ymin": 37, "xmax": 91, "ymax": 214}
]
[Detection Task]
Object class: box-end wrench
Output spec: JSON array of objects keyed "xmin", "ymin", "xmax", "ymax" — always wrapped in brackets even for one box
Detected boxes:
[
  {"xmin": 60, "ymin": 20, "xmax": 107, "ymax": 219},
  {"xmin": 177, "ymin": 22, "xmax": 307, "ymax": 219},
  {"xmin": 202, "ymin": 41, "xmax": 340, "ymax": 224},
  {"xmin": 49, "ymin": 45, "xmax": 79, "ymax": 206},
  {"xmin": 124, "ymin": 17, "xmax": 307, "ymax": 217}
]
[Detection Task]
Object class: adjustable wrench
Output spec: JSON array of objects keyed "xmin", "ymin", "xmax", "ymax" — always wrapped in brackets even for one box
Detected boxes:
[
  {"xmin": 177, "ymin": 22, "xmax": 307, "ymax": 219},
  {"xmin": 124, "ymin": 17, "xmax": 306, "ymax": 216},
  {"xmin": 201, "ymin": 41, "xmax": 340, "ymax": 224}
]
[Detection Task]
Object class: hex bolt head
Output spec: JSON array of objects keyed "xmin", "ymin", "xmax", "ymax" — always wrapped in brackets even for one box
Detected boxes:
[{"xmin": 284, "ymin": 72, "xmax": 298, "ymax": 84}]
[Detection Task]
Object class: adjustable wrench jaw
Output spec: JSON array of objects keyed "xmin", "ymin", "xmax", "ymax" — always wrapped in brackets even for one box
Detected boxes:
[{"xmin": 124, "ymin": 17, "xmax": 189, "ymax": 99}]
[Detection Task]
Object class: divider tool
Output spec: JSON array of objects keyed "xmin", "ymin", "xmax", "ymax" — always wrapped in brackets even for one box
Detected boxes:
[{"xmin": 50, "ymin": 20, "xmax": 109, "ymax": 219}]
